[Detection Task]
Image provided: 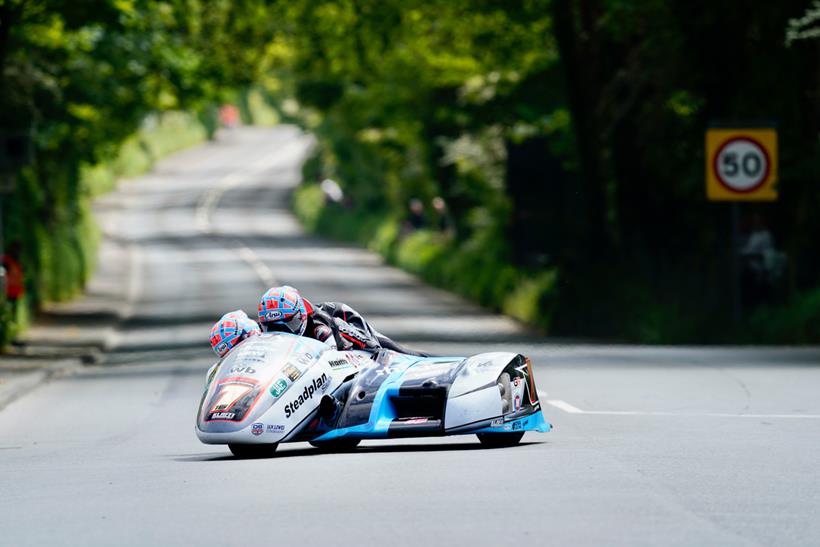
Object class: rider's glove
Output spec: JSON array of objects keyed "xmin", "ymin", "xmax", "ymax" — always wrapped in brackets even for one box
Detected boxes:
[
  {"xmin": 313, "ymin": 324, "xmax": 337, "ymax": 349},
  {"xmin": 332, "ymin": 318, "xmax": 380, "ymax": 351}
]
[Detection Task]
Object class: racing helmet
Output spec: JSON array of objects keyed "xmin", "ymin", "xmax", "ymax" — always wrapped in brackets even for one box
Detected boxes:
[
  {"xmin": 257, "ymin": 286, "xmax": 308, "ymax": 335},
  {"xmin": 209, "ymin": 310, "xmax": 261, "ymax": 358}
]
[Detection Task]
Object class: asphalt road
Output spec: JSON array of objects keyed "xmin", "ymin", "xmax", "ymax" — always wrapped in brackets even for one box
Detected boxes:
[{"xmin": 2, "ymin": 126, "xmax": 820, "ymax": 547}]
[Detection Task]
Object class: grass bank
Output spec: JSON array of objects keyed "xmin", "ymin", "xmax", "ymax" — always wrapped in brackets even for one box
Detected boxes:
[{"xmin": 293, "ymin": 182, "xmax": 557, "ymax": 331}]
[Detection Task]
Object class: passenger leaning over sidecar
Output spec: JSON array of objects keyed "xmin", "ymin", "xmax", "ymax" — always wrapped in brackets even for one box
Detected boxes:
[{"xmin": 209, "ymin": 309, "xmax": 262, "ymax": 357}]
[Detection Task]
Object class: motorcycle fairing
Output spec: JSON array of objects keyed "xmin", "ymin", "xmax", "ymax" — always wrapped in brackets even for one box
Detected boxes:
[
  {"xmin": 313, "ymin": 352, "xmax": 550, "ymax": 442},
  {"xmin": 196, "ymin": 333, "xmax": 551, "ymax": 446}
]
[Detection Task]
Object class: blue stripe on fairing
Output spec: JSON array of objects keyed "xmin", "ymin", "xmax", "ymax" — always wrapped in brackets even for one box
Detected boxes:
[
  {"xmin": 314, "ymin": 367, "xmax": 552, "ymax": 441},
  {"xmin": 313, "ymin": 358, "xmax": 410, "ymax": 441},
  {"xmin": 314, "ymin": 356, "xmax": 458, "ymax": 441},
  {"xmin": 471, "ymin": 410, "xmax": 552, "ymax": 434}
]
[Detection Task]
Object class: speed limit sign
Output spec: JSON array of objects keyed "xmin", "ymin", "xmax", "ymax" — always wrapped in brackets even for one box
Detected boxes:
[{"xmin": 706, "ymin": 127, "xmax": 778, "ymax": 201}]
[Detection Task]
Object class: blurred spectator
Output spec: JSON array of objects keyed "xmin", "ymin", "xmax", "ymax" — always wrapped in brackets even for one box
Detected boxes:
[
  {"xmin": 403, "ymin": 198, "xmax": 427, "ymax": 234},
  {"xmin": 741, "ymin": 214, "xmax": 786, "ymax": 307},
  {"xmin": 2, "ymin": 242, "xmax": 24, "ymax": 303},
  {"xmin": 219, "ymin": 104, "xmax": 240, "ymax": 129},
  {"xmin": 320, "ymin": 178, "xmax": 344, "ymax": 204},
  {"xmin": 431, "ymin": 196, "xmax": 452, "ymax": 234}
]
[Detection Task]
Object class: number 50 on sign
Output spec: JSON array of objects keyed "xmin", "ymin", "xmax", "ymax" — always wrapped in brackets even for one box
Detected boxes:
[{"xmin": 706, "ymin": 127, "xmax": 778, "ymax": 201}]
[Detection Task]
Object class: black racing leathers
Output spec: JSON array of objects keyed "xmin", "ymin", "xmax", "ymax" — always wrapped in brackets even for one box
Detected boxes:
[{"xmin": 305, "ymin": 301, "xmax": 428, "ymax": 357}]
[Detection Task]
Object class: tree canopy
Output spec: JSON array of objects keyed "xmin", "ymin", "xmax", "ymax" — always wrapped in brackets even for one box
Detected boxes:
[{"xmin": 2, "ymin": 0, "xmax": 818, "ymax": 343}]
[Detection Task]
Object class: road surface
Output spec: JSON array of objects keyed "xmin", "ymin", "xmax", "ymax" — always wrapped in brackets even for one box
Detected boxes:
[{"xmin": 2, "ymin": 127, "xmax": 819, "ymax": 546}]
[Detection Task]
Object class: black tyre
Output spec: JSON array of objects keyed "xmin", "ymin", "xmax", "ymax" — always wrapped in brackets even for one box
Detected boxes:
[
  {"xmin": 228, "ymin": 443, "xmax": 278, "ymax": 458},
  {"xmin": 309, "ymin": 438, "xmax": 361, "ymax": 452},
  {"xmin": 476, "ymin": 432, "xmax": 525, "ymax": 448}
]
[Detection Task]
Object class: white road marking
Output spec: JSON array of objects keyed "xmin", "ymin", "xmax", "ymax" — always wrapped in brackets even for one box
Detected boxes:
[
  {"xmin": 195, "ymin": 173, "xmax": 242, "ymax": 233},
  {"xmin": 194, "ymin": 150, "xmax": 286, "ymax": 286},
  {"xmin": 545, "ymin": 399, "xmax": 820, "ymax": 419},
  {"xmin": 546, "ymin": 399, "xmax": 584, "ymax": 414},
  {"xmin": 195, "ymin": 148, "xmax": 294, "ymax": 234},
  {"xmin": 236, "ymin": 243, "xmax": 276, "ymax": 286},
  {"xmin": 124, "ymin": 244, "xmax": 144, "ymax": 319}
]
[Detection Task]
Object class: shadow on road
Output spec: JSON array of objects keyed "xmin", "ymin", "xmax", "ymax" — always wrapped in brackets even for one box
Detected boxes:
[{"xmin": 171, "ymin": 441, "xmax": 543, "ymax": 462}]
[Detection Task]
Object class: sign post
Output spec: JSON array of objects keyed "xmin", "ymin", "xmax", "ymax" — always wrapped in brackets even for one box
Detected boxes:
[{"xmin": 706, "ymin": 126, "xmax": 778, "ymax": 324}]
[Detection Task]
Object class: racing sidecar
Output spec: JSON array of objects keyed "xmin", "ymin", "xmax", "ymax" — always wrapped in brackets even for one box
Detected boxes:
[{"xmin": 195, "ymin": 333, "xmax": 551, "ymax": 457}]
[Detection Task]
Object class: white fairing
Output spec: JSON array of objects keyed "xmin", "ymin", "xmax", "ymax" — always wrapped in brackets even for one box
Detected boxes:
[
  {"xmin": 444, "ymin": 352, "xmax": 517, "ymax": 430},
  {"xmin": 195, "ymin": 333, "xmax": 363, "ymax": 445}
]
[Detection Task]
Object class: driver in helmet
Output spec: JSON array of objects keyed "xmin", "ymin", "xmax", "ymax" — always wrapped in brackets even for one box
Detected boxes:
[
  {"xmin": 257, "ymin": 285, "xmax": 427, "ymax": 356},
  {"xmin": 209, "ymin": 310, "xmax": 262, "ymax": 358}
]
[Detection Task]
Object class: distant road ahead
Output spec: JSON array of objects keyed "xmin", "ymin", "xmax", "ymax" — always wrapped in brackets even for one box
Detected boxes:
[{"xmin": 1, "ymin": 127, "xmax": 819, "ymax": 546}]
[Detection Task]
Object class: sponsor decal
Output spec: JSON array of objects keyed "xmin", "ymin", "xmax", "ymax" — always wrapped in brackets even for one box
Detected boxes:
[
  {"xmin": 346, "ymin": 353, "xmax": 368, "ymax": 367},
  {"xmin": 283, "ymin": 363, "xmax": 301, "ymax": 382},
  {"xmin": 210, "ymin": 383, "xmax": 254, "ymax": 413},
  {"xmin": 291, "ymin": 352, "xmax": 315, "ymax": 368},
  {"xmin": 206, "ymin": 365, "xmax": 219, "ymax": 384},
  {"xmin": 235, "ymin": 348, "xmax": 267, "ymax": 361},
  {"xmin": 228, "ymin": 366, "xmax": 257, "ymax": 375},
  {"xmin": 401, "ymin": 418, "xmax": 429, "ymax": 425},
  {"xmin": 205, "ymin": 378, "xmax": 262, "ymax": 422},
  {"xmin": 491, "ymin": 418, "xmax": 504, "ymax": 427},
  {"xmin": 328, "ymin": 358, "xmax": 352, "ymax": 369},
  {"xmin": 267, "ymin": 424, "xmax": 286, "ymax": 433},
  {"xmin": 284, "ymin": 373, "xmax": 329, "ymax": 418},
  {"xmin": 263, "ymin": 310, "xmax": 282, "ymax": 320},
  {"xmin": 251, "ymin": 422, "xmax": 264, "ymax": 436},
  {"xmin": 511, "ymin": 375, "xmax": 526, "ymax": 411},
  {"xmin": 269, "ymin": 378, "xmax": 288, "ymax": 398},
  {"xmin": 512, "ymin": 420, "xmax": 524, "ymax": 431}
]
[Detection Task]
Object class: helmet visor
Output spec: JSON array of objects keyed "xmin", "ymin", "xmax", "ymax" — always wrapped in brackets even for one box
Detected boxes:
[{"xmin": 262, "ymin": 310, "xmax": 304, "ymax": 335}]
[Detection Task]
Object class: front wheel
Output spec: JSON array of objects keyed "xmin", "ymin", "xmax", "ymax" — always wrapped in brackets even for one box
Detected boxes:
[
  {"xmin": 476, "ymin": 432, "xmax": 524, "ymax": 448},
  {"xmin": 309, "ymin": 438, "xmax": 361, "ymax": 452},
  {"xmin": 228, "ymin": 443, "xmax": 278, "ymax": 459}
]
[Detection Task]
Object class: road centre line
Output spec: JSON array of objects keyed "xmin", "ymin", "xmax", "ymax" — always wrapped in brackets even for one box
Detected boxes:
[
  {"xmin": 236, "ymin": 243, "xmax": 276, "ymax": 286},
  {"xmin": 195, "ymin": 150, "xmax": 282, "ymax": 287},
  {"xmin": 545, "ymin": 399, "xmax": 820, "ymax": 419},
  {"xmin": 123, "ymin": 243, "xmax": 144, "ymax": 319}
]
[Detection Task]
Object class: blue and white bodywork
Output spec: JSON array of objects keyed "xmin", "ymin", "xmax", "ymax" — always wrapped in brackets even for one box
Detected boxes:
[{"xmin": 196, "ymin": 333, "xmax": 551, "ymax": 457}]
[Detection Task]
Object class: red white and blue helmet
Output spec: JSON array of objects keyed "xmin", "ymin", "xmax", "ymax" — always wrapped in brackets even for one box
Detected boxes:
[
  {"xmin": 257, "ymin": 286, "xmax": 308, "ymax": 335},
  {"xmin": 209, "ymin": 310, "xmax": 261, "ymax": 358}
]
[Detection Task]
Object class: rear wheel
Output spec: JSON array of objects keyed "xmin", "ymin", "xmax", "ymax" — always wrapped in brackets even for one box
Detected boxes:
[
  {"xmin": 476, "ymin": 432, "xmax": 524, "ymax": 448},
  {"xmin": 309, "ymin": 438, "xmax": 361, "ymax": 452},
  {"xmin": 228, "ymin": 443, "xmax": 278, "ymax": 459}
]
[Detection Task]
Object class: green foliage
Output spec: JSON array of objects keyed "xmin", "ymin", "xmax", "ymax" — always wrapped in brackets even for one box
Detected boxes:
[
  {"xmin": 2, "ymin": 1, "xmax": 818, "ymax": 344},
  {"xmin": 0, "ymin": 1, "xmax": 281, "ymax": 347},
  {"xmin": 747, "ymin": 290, "xmax": 820, "ymax": 344},
  {"xmin": 281, "ymin": 0, "xmax": 819, "ymax": 343},
  {"xmin": 291, "ymin": 184, "xmax": 326, "ymax": 231},
  {"xmin": 240, "ymin": 87, "xmax": 281, "ymax": 127},
  {"xmin": 294, "ymin": 179, "xmax": 557, "ymax": 333},
  {"xmin": 1, "ymin": 111, "xmax": 212, "ymax": 345}
]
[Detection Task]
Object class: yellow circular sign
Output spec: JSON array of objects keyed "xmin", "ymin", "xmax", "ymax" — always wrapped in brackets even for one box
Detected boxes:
[{"xmin": 706, "ymin": 128, "xmax": 778, "ymax": 201}]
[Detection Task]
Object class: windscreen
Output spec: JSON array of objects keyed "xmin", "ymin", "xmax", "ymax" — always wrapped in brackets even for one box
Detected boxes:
[{"xmin": 198, "ymin": 333, "xmax": 327, "ymax": 431}]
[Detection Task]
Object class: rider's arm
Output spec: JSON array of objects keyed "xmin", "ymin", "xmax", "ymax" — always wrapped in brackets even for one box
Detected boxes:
[{"xmin": 331, "ymin": 317, "xmax": 380, "ymax": 351}]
